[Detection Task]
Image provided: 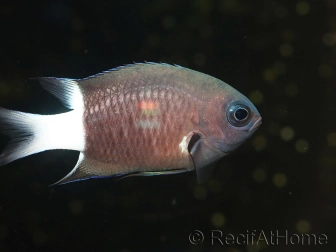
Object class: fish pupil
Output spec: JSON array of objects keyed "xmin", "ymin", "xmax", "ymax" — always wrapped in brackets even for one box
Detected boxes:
[{"xmin": 234, "ymin": 108, "xmax": 248, "ymax": 121}]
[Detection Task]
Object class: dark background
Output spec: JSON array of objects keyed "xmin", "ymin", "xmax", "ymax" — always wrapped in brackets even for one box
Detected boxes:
[{"xmin": 0, "ymin": 0, "xmax": 335, "ymax": 251}]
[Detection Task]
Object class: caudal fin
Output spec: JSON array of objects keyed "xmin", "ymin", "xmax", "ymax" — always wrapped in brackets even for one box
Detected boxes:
[
  {"xmin": 0, "ymin": 107, "xmax": 85, "ymax": 166},
  {"xmin": 0, "ymin": 108, "xmax": 47, "ymax": 166},
  {"xmin": 0, "ymin": 77, "xmax": 86, "ymax": 167}
]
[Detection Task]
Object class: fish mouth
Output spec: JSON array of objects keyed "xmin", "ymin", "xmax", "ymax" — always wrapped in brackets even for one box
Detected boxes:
[{"xmin": 248, "ymin": 117, "xmax": 262, "ymax": 132}]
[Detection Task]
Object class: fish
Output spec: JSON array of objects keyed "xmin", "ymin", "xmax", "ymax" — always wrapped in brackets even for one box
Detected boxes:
[{"xmin": 0, "ymin": 63, "xmax": 262, "ymax": 185}]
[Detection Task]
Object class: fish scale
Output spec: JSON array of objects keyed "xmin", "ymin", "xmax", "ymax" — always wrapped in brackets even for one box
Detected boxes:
[{"xmin": 83, "ymin": 81, "xmax": 197, "ymax": 172}]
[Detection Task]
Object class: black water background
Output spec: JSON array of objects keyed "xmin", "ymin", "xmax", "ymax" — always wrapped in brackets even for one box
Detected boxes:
[{"xmin": 0, "ymin": 0, "xmax": 335, "ymax": 251}]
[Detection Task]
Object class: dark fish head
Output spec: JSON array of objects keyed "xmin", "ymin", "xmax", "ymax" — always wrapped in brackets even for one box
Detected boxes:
[
  {"xmin": 189, "ymin": 80, "xmax": 262, "ymax": 183},
  {"xmin": 222, "ymin": 95, "xmax": 261, "ymax": 146},
  {"xmin": 209, "ymin": 85, "xmax": 262, "ymax": 153}
]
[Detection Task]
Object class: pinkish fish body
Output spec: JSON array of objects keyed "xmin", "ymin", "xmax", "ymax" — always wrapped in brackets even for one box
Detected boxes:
[{"xmin": 0, "ymin": 63, "xmax": 262, "ymax": 185}]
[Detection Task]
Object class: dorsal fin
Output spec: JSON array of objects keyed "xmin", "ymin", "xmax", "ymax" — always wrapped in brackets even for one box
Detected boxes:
[
  {"xmin": 80, "ymin": 62, "xmax": 184, "ymax": 81},
  {"xmin": 38, "ymin": 78, "xmax": 83, "ymax": 110}
]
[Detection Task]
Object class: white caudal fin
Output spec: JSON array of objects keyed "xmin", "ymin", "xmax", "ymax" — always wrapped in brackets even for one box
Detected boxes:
[
  {"xmin": 0, "ymin": 108, "xmax": 44, "ymax": 166},
  {"xmin": 0, "ymin": 78, "xmax": 85, "ymax": 166}
]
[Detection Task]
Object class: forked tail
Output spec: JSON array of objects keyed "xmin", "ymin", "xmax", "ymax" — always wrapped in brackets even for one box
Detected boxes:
[
  {"xmin": 0, "ymin": 108, "xmax": 84, "ymax": 166},
  {"xmin": 0, "ymin": 78, "xmax": 85, "ymax": 167},
  {"xmin": 0, "ymin": 108, "xmax": 47, "ymax": 166}
]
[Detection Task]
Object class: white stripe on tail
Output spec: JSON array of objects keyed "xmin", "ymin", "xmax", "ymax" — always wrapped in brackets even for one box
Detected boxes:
[{"xmin": 0, "ymin": 78, "xmax": 85, "ymax": 166}]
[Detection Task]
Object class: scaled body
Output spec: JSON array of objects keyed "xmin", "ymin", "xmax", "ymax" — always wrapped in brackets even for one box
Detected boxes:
[{"xmin": 0, "ymin": 63, "xmax": 262, "ymax": 185}]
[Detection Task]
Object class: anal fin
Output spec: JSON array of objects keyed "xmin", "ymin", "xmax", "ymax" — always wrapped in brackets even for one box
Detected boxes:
[
  {"xmin": 115, "ymin": 169, "xmax": 188, "ymax": 181},
  {"xmin": 50, "ymin": 153, "xmax": 106, "ymax": 186}
]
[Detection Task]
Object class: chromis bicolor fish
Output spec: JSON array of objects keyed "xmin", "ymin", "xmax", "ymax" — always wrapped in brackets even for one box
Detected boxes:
[{"xmin": 0, "ymin": 63, "xmax": 262, "ymax": 185}]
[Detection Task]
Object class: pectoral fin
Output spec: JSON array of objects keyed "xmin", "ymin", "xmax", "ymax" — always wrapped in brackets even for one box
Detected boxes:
[{"xmin": 189, "ymin": 139, "xmax": 226, "ymax": 184}]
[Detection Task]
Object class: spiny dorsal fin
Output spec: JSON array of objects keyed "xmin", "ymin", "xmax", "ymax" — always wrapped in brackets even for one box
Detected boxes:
[
  {"xmin": 80, "ymin": 62, "xmax": 184, "ymax": 81},
  {"xmin": 38, "ymin": 78, "xmax": 83, "ymax": 110}
]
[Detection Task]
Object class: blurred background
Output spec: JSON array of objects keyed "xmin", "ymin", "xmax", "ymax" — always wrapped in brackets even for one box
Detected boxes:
[{"xmin": 0, "ymin": 0, "xmax": 335, "ymax": 251}]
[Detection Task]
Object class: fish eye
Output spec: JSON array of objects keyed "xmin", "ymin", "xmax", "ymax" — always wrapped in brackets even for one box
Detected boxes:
[{"xmin": 226, "ymin": 102, "xmax": 252, "ymax": 127}]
